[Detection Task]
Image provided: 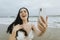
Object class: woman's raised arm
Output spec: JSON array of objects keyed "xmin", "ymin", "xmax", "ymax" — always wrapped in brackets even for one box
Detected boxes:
[{"xmin": 32, "ymin": 16, "xmax": 48, "ymax": 36}]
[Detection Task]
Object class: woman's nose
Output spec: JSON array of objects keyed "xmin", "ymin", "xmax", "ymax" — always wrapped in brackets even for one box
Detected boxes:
[
  {"xmin": 22, "ymin": 11, "xmax": 25, "ymax": 14},
  {"xmin": 22, "ymin": 11, "xmax": 26, "ymax": 15}
]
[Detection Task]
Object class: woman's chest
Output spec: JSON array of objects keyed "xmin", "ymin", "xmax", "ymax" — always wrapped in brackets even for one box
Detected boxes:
[{"xmin": 22, "ymin": 24, "xmax": 32, "ymax": 34}]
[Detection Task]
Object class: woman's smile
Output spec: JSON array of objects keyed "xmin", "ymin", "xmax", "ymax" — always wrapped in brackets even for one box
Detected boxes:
[{"xmin": 22, "ymin": 14, "xmax": 27, "ymax": 18}]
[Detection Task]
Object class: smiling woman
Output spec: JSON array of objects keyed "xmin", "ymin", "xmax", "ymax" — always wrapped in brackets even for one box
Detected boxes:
[{"xmin": 6, "ymin": 7, "xmax": 48, "ymax": 40}]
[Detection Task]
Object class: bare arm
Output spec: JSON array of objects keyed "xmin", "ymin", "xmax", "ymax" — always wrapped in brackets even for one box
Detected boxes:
[
  {"xmin": 32, "ymin": 24, "xmax": 41, "ymax": 36},
  {"xmin": 9, "ymin": 31, "xmax": 16, "ymax": 40},
  {"xmin": 32, "ymin": 16, "xmax": 48, "ymax": 36}
]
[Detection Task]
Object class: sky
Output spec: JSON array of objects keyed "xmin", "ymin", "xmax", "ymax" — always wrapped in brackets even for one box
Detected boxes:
[{"xmin": 0, "ymin": 0, "xmax": 60, "ymax": 17}]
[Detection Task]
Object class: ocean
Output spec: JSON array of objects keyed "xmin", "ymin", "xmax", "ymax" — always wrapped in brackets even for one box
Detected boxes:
[{"xmin": 0, "ymin": 16, "xmax": 60, "ymax": 28}]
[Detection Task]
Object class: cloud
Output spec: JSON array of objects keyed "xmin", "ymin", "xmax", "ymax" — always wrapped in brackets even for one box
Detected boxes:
[{"xmin": 0, "ymin": 0, "xmax": 60, "ymax": 16}]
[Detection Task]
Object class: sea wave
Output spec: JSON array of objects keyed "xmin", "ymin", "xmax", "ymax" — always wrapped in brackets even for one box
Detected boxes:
[{"xmin": 0, "ymin": 16, "xmax": 60, "ymax": 28}]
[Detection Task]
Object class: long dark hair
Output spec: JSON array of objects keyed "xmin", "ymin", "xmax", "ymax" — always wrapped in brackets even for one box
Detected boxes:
[{"xmin": 7, "ymin": 7, "xmax": 29, "ymax": 34}]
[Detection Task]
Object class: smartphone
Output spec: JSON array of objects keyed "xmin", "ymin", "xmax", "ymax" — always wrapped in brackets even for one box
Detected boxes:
[{"xmin": 39, "ymin": 8, "xmax": 46, "ymax": 20}]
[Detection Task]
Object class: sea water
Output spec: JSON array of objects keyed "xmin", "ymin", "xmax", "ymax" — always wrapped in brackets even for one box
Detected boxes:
[{"xmin": 0, "ymin": 16, "xmax": 60, "ymax": 28}]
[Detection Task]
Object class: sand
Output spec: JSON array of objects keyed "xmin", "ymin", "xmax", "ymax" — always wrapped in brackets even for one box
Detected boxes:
[{"xmin": 0, "ymin": 24, "xmax": 60, "ymax": 40}]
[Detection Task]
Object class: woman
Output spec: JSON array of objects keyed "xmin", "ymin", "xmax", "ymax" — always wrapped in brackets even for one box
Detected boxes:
[{"xmin": 7, "ymin": 7, "xmax": 48, "ymax": 40}]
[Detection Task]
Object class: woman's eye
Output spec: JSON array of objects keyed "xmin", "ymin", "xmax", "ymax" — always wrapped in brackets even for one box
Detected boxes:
[
  {"xmin": 24, "ymin": 11, "xmax": 26, "ymax": 13},
  {"xmin": 20, "ymin": 11, "xmax": 22, "ymax": 13},
  {"xmin": 20, "ymin": 10, "xmax": 26, "ymax": 13}
]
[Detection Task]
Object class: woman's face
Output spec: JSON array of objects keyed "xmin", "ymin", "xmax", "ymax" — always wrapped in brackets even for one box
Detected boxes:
[{"xmin": 20, "ymin": 9, "xmax": 28, "ymax": 21}]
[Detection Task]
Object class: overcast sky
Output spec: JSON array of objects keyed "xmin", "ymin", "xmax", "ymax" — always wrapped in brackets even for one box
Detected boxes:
[{"xmin": 0, "ymin": 0, "xmax": 60, "ymax": 17}]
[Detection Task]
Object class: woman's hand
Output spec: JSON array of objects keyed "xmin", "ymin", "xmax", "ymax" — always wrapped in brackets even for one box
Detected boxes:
[
  {"xmin": 38, "ymin": 16, "xmax": 48, "ymax": 36},
  {"xmin": 12, "ymin": 24, "xmax": 22, "ymax": 32}
]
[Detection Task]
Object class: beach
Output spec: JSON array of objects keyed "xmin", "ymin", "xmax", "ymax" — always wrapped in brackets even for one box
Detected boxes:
[
  {"xmin": 0, "ymin": 24, "xmax": 60, "ymax": 40},
  {"xmin": 0, "ymin": 17, "xmax": 60, "ymax": 40},
  {"xmin": 0, "ymin": 0, "xmax": 60, "ymax": 40}
]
